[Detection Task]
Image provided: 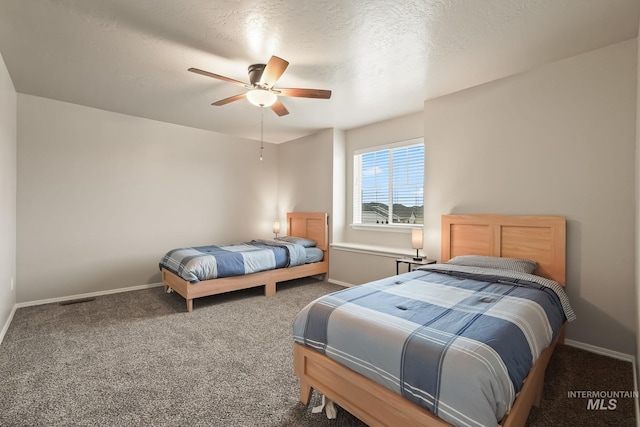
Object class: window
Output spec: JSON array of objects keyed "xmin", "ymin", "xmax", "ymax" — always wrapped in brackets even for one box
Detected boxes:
[{"xmin": 353, "ymin": 138, "xmax": 424, "ymax": 226}]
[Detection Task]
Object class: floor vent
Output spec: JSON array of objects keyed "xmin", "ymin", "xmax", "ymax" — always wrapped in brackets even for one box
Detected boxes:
[{"xmin": 59, "ymin": 297, "xmax": 96, "ymax": 306}]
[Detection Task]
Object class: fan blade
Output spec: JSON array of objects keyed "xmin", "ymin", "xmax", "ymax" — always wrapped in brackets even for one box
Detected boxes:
[
  {"xmin": 270, "ymin": 99, "xmax": 289, "ymax": 116},
  {"xmin": 259, "ymin": 56, "xmax": 289, "ymax": 89},
  {"xmin": 277, "ymin": 88, "xmax": 332, "ymax": 99},
  {"xmin": 212, "ymin": 93, "xmax": 246, "ymax": 106},
  {"xmin": 188, "ymin": 68, "xmax": 248, "ymax": 88}
]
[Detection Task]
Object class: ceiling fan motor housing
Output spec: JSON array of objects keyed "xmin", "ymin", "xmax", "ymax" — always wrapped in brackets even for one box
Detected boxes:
[{"xmin": 248, "ymin": 64, "xmax": 266, "ymax": 86}]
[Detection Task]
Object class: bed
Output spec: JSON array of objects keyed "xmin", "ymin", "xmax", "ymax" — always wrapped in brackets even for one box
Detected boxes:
[
  {"xmin": 161, "ymin": 212, "xmax": 328, "ymax": 312},
  {"xmin": 293, "ymin": 214, "xmax": 573, "ymax": 427}
]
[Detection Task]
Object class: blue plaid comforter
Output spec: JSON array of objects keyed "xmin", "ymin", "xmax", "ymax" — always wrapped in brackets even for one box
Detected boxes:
[
  {"xmin": 293, "ymin": 265, "xmax": 574, "ymax": 427},
  {"xmin": 159, "ymin": 239, "xmax": 307, "ymax": 282}
]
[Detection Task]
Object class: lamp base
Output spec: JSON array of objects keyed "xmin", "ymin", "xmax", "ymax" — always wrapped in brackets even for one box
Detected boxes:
[{"xmin": 412, "ymin": 256, "xmax": 424, "ymax": 261}]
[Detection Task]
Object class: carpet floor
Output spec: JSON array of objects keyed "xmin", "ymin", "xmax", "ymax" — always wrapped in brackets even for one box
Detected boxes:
[{"xmin": 0, "ymin": 278, "xmax": 636, "ymax": 426}]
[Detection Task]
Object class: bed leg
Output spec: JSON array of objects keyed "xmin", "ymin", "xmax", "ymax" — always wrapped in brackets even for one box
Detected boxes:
[
  {"xmin": 299, "ymin": 380, "xmax": 312, "ymax": 405},
  {"xmin": 265, "ymin": 281, "xmax": 276, "ymax": 296},
  {"xmin": 186, "ymin": 299, "xmax": 193, "ymax": 313}
]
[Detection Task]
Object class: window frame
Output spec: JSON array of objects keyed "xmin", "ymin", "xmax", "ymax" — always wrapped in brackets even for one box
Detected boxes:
[{"xmin": 352, "ymin": 137, "xmax": 424, "ymax": 231}]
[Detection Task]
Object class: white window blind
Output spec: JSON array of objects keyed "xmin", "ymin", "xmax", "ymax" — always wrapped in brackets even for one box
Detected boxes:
[{"xmin": 353, "ymin": 139, "xmax": 424, "ymax": 225}]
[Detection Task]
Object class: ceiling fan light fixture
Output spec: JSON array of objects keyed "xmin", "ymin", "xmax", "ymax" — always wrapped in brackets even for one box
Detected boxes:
[{"xmin": 246, "ymin": 89, "xmax": 277, "ymax": 107}]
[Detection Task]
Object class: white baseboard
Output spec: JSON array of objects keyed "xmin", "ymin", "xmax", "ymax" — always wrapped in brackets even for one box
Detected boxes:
[
  {"xmin": 15, "ymin": 282, "xmax": 164, "ymax": 309},
  {"xmin": 564, "ymin": 339, "xmax": 635, "ymax": 363},
  {"xmin": 0, "ymin": 304, "xmax": 17, "ymax": 346},
  {"xmin": 328, "ymin": 278, "xmax": 354, "ymax": 288}
]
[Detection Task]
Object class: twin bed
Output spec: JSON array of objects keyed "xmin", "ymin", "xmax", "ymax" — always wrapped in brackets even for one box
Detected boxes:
[
  {"xmin": 293, "ymin": 214, "xmax": 573, "ymax": 427},
  {"xmin": 160, "ymin": 212, "xmax": 329, "ymax": 312}
]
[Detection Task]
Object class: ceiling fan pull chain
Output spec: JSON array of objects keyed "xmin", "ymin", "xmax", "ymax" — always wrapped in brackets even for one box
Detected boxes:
[{"xmin": 259, "ymin": 107, "xmax": 264, "ymax": 161}]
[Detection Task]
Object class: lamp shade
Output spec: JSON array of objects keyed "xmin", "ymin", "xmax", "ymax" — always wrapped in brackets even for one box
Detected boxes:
[
  {"xmin": 411, "ymin": 228, "xmax": 423, "ymax": 249},
  {"xmin": 272, "ymin": 221, "xmax": 281, "ymax": 234},
  {"xmin": 247, "ymin": 89, "xmax": 277, "ymax": 107}
]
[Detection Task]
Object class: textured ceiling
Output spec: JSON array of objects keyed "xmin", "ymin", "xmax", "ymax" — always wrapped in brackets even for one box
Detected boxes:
[{"xmin": 0, "ymin": 0, "xmax": 638, "ymax": 143}]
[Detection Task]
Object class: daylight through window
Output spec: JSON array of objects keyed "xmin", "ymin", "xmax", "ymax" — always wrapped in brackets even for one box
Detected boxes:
[{"xmin": 353, "ymin": 138, "xmax": 424, "ymax": 225}]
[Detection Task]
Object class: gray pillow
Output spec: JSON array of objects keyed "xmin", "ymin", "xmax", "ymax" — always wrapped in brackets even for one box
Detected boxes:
[
  {"xmin": 276, "ymin": 236, "xmax": 317, "ymax": 248},
  {"xmin": 446, "ymin": 255, "xmax": 537, "ymax": 274}
]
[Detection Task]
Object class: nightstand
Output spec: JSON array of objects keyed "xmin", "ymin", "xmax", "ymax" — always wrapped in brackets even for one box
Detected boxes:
[{"xmin": 396, "ymin": 257, "xmax": 436, "ymax": 275}]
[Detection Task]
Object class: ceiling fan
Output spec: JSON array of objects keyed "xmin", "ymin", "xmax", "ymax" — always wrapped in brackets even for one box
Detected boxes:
[{"xmin": 188, "ymin": 56, "xmax": 331, "ymax": 117}]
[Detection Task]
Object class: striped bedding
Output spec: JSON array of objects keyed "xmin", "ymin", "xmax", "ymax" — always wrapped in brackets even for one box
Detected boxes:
[
  {"xmin": 159, "ymin": 239, "xmax": 307, "ymax": 283},
  {"xmin": 293, "ymin": 265, "xmax": 574, "ymax": 427}
]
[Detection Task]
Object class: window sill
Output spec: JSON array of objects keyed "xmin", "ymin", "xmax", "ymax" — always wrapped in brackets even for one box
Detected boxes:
[
  {"xmin": 331, "ymin": 242, "xmax": 415, "ymax": 258},
  {"xmin": 350, "ymin": 223, "xmax": 421, "ymax": 233}
]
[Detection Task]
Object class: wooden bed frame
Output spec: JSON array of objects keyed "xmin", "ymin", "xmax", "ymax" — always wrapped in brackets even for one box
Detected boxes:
[
  {"xmin": 294, "ymin": 214, "xmax": 567, "ymax": 427},
  {"xmin": 162, "ymin": 212, "xmax": 329, "ymax": 312}
]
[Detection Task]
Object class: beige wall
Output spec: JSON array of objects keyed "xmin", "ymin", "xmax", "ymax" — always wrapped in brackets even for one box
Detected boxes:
[
  {"xmin": 276, "ymin": 128, "xmax": 333, "ymax": 221},
  {"xmin": 16, "ymin": 94, "xmax": 279, "ymax": 303},
  {"xmin": 424, "ymin": 39, "xmax": 637, "ymax": 355},
  {"xmin": 276, "ymin": 128, "xmax": 340, "ymax": 279},
  {"xmin": 0, "ymin": 51, "xmax": 16, "ymax": 332}
]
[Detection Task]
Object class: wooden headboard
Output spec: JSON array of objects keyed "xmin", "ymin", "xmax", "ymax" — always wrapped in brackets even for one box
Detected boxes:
[
  {"xmin": 287, "ymin": 212, "xmax": 329, "ymax": 252},
  {"xmin": 441, "ymin": 214, "xmax": 566, "ymax": 285}
]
